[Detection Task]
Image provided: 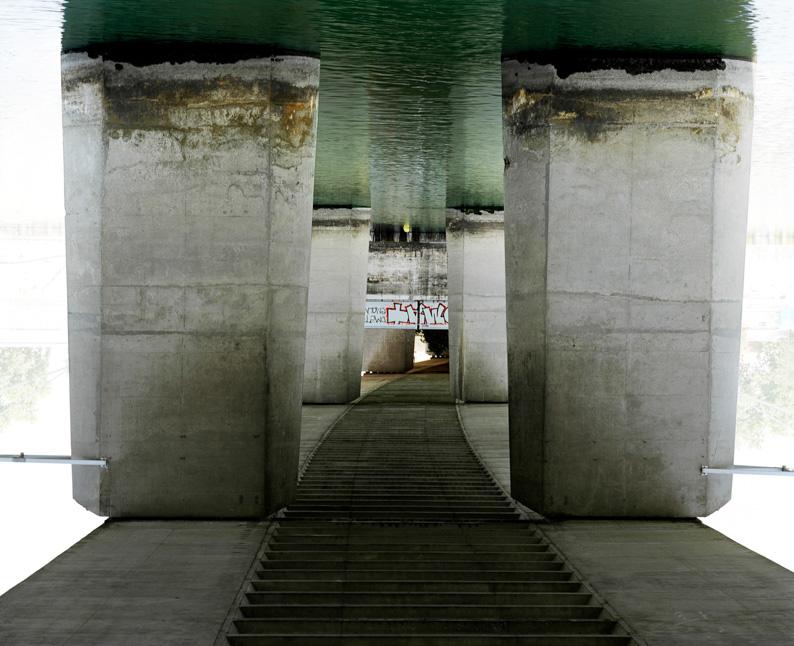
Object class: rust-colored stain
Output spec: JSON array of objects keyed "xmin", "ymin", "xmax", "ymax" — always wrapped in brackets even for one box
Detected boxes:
[
  {"xmin": 104, "ymin": 72, "xmax": 317, "ymax": 149},
  {"xmin": 271, "ymin": 95, "xmax": 318, "ymax": 148},
  {"xmin": 505, "ymin": 88, "xmax": 547, "ymax": 119},
  {"xmin": 720, "ymin": 85, "xmax": 750, "ymax": 101},
  {"xmin": 550, "ymin": 110, "xmax": 578, "ymax": 124},
  {"xmin": 716, "ymin": 86, "xmax": 752, "ymax": 158},
  {"xmin": 504, "ymin": 81, "xmax": 745, "ymax": 145},
  {"xmin": 691, "ymin": 87, "xmax": 715, "ymax": 100}
]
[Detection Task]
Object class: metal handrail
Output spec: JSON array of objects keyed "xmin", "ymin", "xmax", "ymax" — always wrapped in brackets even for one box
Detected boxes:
[
  {"xmin": 702, "ymin": 464, "xmax": 794, "ymax": 476},
  {"xmin": 0, "ymin": 453, "xmax": 107, "ymax": 467}
]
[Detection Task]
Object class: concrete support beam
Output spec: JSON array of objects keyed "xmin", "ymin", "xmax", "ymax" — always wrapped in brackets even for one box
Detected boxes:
[
  {"xmin": 367, "ymin": 241, "xmax": 447, "ymax": 302},
  {"xmin": 303, "ymin": 208, "xmax": 370, "ymax": 403},
  {"xmin": 362, "ymin": 329, "xmax": 415, "ymax": 374},
  {"xmin": 502, "ymin": 55, "xmax": 753, "ymax": 517},
  {"xmin": 446, "ymin": 210, "xmax": 508, "ymax": 402},
  {"xmin": 62, "ymin": 50, "xmax": 319, "ymax": 517}
]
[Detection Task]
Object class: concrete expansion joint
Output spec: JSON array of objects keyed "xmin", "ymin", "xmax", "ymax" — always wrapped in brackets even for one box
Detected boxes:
[
  {"xmin": 554, "ymin": 327, "xmax": 712, "ymax": 336},
  {"xmin": 548, "ymin": 291, "xmax": 712, "ymax": 304}
]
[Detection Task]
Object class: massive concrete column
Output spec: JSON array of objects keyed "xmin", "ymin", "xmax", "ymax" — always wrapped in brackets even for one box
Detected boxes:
[
  {"xmin": 502, "ymin": 55, "xmax": 753, "ymax": 517},
  {"xmin": 362, "ymin": 329, "xmax": 415, "ymax": 373},
  {"xmin": 303, "ymin": 208, "xmax": 370, "ymax": 403},
  {"xmin": 446, "ymin": 209, "xmax": 508, "ymax": 402},
  {"xmin": 62, "ymin": 48, "xmax": 319, "ymax": 517}
]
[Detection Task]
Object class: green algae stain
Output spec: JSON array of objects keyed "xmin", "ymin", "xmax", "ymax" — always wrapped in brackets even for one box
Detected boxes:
[{"xmin": 62, "ymin": 0, "xmax": 755, "ymax": 231}]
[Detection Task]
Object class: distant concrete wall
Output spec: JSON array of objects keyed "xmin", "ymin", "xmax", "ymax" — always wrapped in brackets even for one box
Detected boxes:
[
  {"xmin": 62, "ymin": 50, "xmax": 319, "ymax": 517},
  {"xmin": 303, "ymin": 208, "xmax": 370, "ymax": 403},
  {"xmin": 502, "ymin": 56, "xmax": 753, "ymax": 517},
  {"xmin": 447, "ymin": 210, "xmax": 507, "ymax": 402},
  {"xmin": 367, "ymin": 241, "xmax": 447, "ymax": 300},
  {"xmin": 362, "ymin": 329, "xmax": 415, "ymax": 373}
]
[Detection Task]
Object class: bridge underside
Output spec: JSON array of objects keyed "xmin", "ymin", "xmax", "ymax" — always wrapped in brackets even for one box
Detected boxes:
[{"xmin": 61, "ymin": 42, "xmax": 753, "ymax": 518}]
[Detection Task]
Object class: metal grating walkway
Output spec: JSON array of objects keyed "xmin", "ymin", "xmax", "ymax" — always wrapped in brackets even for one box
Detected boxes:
[{"xmin": 226, "ymin": 373, "xmax": 635, "ymax": 645}]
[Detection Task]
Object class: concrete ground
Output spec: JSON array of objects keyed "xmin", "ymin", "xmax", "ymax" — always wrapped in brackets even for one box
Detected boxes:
[
  {"xmin": 0, "ymin": 520, "xmax": 271, "ymax": 645},
  {"xmin": 3, "ymin": 376, "xmax": 794, "ymax": 645}
]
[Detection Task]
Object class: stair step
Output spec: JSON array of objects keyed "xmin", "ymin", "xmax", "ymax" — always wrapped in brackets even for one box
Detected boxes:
[
  {"xmin": 284, "ymin": 506, "xmax": 516, "ymax": 514},
  {"xmin": 280, "ymin": 511, "xmax": 520, "ymax": 521},
  {"xmin": 253, "ymin": 569, "xmax": 573, "ymax": 582},
  {"xmin": 224, "ymin": 376, "xmax": 634, "ymax": 645},
  {"xmin": 258, "ymin": 559, "xmax": 561, "ymax": 572},
  {"xmin": 238, "ymin": 605, "xmax": 605, "ymax": 620},
  {"xmin": 249, "ymin": 580, "xmax": 580, "ymax": 593},
  {"xmin": 266, "ymin": 541, "xmax": 546, "ymax": 551},
  {"xmin": 232, "ymin": 618, "xmax": 619, "ymax": 636},
  {"xmin": 293, "ymin": 502, "xmax": 509, "ymax": 506},
  {"xmin": 272, "ymin": 522, "xmax": 536, "ymax": 533},
  {"xmin": 287, "ymin": 504, "xmax": 514, "ymax": 510},
  {"xmin": 262, "ymin": 551, "xmax": 554, "ymax": 563},
  {"xmin": 245, "ymin": 592, "xmax": 593, "ymax": 606},
  {"xmin": 228, "ymin": 636, "xmax": 633, "ymax": 646}
]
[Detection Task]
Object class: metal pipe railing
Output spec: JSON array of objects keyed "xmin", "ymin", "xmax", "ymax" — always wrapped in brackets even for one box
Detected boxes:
[
  {"xmin": 702, "ymin": 464, "xmax": 794, "ymax": 476},
  {"xmin": 0, "ymin": 453, "xmax": 107, "ymax": 467}
]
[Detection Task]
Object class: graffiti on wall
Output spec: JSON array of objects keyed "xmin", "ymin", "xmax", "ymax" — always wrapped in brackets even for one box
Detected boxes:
[
  {"xmin": 418, "ymin": 301, "xmax": 448, "ymax": 329},
  {"xmin": 364, "ymin": 300, "xmax": 448, "ymax": 330}
]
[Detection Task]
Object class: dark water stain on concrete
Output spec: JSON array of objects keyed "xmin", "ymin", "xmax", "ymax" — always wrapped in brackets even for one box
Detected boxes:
[
  {"xmin": 65, "ymin": 42, "xmax": 318, "ymax": 65},
  {"xmin": 505, "ymin": 50, "xmax": 731, "ymax": 78}
]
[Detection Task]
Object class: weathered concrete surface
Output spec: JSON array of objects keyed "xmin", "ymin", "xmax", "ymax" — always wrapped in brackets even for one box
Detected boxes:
[
  {"xmin": 361, "ymin": 328, "xmax": 415, "ymax": 373},
  {"xmin": 62, "ymin": 50, "xmax": 319, "ymax": 517},
  {"xmin": 0, "ymin": 520, "xmax": 270, "ymax": 646},
  {"xmin": 367, "ymin": 241, "xmax": 447, "ymax": 300},
  {"xmin": 540, "ymin": 520, "xmax": 794, "ymax": 646},
  {"xmin": 303, "ymin": 208, "xmax": 370, "ymax": 403},
  {"xmin": 447, "ymin": 210, "xmax": 507, "ymax": 402},
  {"xmin": 462, "ymin": 404, "xmax": 794, "ymax": 646},
  {"xmin": 502, "ymin": 55, "xmax": 754, "ymax": 517}
]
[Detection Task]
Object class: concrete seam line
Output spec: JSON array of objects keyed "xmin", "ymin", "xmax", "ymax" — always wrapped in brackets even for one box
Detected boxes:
[{"xmin": 212, "ymin": 516, "xmax": 281, "ymax": 646}]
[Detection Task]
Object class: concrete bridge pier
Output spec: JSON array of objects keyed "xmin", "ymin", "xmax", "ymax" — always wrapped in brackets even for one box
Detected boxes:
[
  {"xmin": 502, "ymin": 54, "xmax": 754, "ymax": 517},
  {"xmin": 302, "ymin": 208, "xmax": 370, "ymax": 403},
  {"xmin": 446, "ymin": 209, "xmax": 508, "ymax": 402},
  {"xmin": 362, "ymin": 329, "xmax": 416, "ymax": 373},
  {"xmin": 61, "ymin": 48, "xmax": 319, "ymax": 517}
]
